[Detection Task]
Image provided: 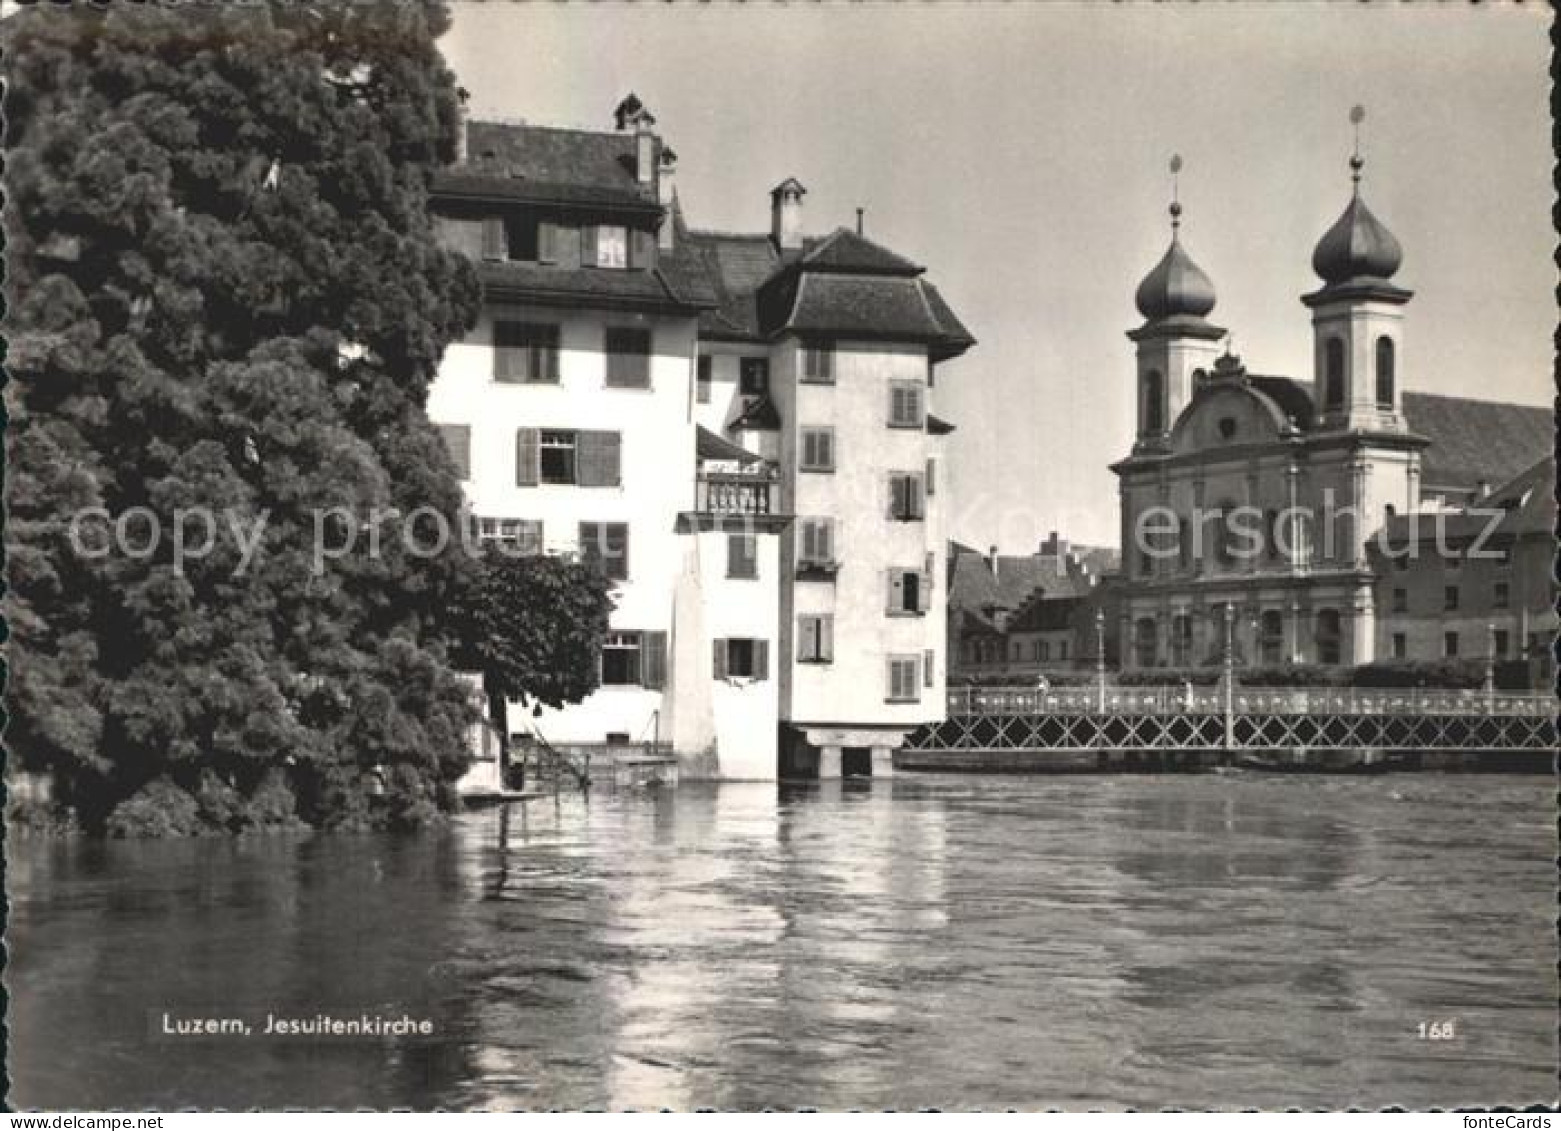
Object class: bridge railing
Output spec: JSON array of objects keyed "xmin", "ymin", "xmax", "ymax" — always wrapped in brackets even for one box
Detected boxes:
[{"xmin": 948, "ymin": 684, "xmax": 1556, "ymax": 719}]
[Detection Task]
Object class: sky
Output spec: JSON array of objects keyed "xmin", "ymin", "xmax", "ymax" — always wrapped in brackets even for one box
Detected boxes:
[{"xmin": 441, "ymin": 2, "xmax": 1553, "ymax": 550}]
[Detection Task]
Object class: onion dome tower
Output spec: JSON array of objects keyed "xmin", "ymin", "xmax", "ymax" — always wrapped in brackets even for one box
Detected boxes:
[
  {"xmin": 1302, "ymin": 106, "xmax": 1412, "ymax": 431},
  {"xmin": 1128, "ymin": 156, "xmax": 1226, "ymax": 449}
]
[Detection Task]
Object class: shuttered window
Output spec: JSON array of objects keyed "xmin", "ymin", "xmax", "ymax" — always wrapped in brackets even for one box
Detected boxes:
[
  {"xmin": 629, "ymin": 229, "xmax": 656, "ymax": 270},
  {"xmin": 799, "ymin": 518, "xmax": 835, "ymax": 568},
  {"xmin": 727, "ymin": 534, "xmax": 758, "ymax": 579},
  {"xmin": 579, "ymin": 522, "xmax": 629, "ymax": 581},
  {"xmin": 886, "ymin": 655, "xmax": 921, "ymax": 703},
  {"xmin": 886, "ymin": 568, "xmax": 931, "ymax": 615},
  {"xmin": 800, "ymin": 427, "xmax": 835, "ymax": 472},
  {"xmin": 640, "ymin": 630, "xmax": 667, "ymax": 689},
  {"xmin": 606, "ymin": 327, "xmax": 652, "ymax": 389},
  {"xmin": 889, "ymin": 473, "xmax": 926, "ymax": 521},
  {"xmin": 576, "ymin": 430, "xmax": 622, "ymax": 486},
  {"xmin": 716, "ymin": 637, "xmax": 770, "ymax": 680},
  {"xmin": 475, "ymin": 517, "xmax": 543, "ymax": 556},
  {"xmin": 601, "ymin": 632, "xmax": 642, "ymax": 685},
  {"xmin": 494, "ymin": 321, "xmax": 560, "ymax": 384},
  {"xmin": 436, "ymin": 424, "xmax": 471, "ymax": 481},
  {"xmin": 480, "ymin": 218, "xmax": 507, "ymax": 261},
  {"xmin": 801, "ymin": 343, "xmax": 835, "ymax": 384},
  {"xmin": 798, "ymin": 614, "xmax": 834, "ymax": 663},
  {"xmin": 517, "ymin": 429, "xmax": 620, "ymax": 486},
  {"xmin": 434, "ymin": 216, "xmax": 484, "ymax": 258},
  {"xmin": 888, "ymin": 380, "xmax": 924, "ymax": 428}
]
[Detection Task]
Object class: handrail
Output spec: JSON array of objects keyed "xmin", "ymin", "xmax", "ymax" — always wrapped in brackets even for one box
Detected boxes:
[{"xmin": 947, "ymin": 684, "xmax": 1555, "ymax": 718}]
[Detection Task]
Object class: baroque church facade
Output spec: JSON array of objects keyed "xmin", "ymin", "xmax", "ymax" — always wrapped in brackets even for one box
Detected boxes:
[{"xmin": 1113, "ymin": 149, "xmax": 1468, "ymax": 672}]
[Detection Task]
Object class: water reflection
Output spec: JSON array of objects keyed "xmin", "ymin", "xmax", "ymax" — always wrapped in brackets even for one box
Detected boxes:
[{"xmin": 8, "ymin": 776, "xmax": 1557, "ymax": 1110}]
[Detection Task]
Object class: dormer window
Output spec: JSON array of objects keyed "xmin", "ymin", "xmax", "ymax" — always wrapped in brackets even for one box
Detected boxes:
[
  {"xmin": 1217, "ymin": 416, "xmax": 1237, "ymax": 440},
  {"xmin": 587, "ymin": 225, "xmax": 628, "ymax": 269}
]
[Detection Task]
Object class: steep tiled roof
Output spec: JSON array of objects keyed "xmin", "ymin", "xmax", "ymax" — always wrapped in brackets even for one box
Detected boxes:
[
  {"xmin": 687, "ymin": 227, "xmax": 974, "ymax": 359},
  {"xmin": 476, "ymin": 257, "xmax": 715, "ymax": 313},
  {"xmin": 800, "ymin": 228, "xmax": 923, "ymax": 275},
  {"xmin": 1247, "ymin": 375, "xmax": 1317, "ymax": 431},
  {"xmin": 439, "ymin": 121, "xmax": 657, "ymax": 209},
  {"xmin": 1009, "ymin": 592, "xmax": 1086, "ymax": 633},
  {"xmin": 948, "ymin": 552, "xmax": 1069, "ymax": 614},
  {"xmin": 1402, "ymin": 392, "xmax": 1552, "ymax": 493},
  {"xmin": 684, "ymin": 231, "xmax": 780, "ymax": 339},
  {"xmin": 1380, "ymin": 454, "xmax": 1555, "ymax": 545}
]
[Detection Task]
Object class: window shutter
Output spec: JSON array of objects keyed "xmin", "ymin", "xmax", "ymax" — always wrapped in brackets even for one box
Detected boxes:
[
  {"xmin": 822, "ymin": 615, "xmax": 834, "ymax": 662},
  {"xmin": 545, "ymin": 330, "xmax": 561, "ymax": 383},
  {"xmin": 888, "ymin": 475, "xmax": 902, "ymax": 519},
  {"xmin": 538, "ymin": 222, "xmax": 559, "ymax": 264},
  {"xmin": 887, "ymin": 569, "xmax": 904, "ymax": 612},
  {"xmin": 820, "ymin": 431, "xmax": 834, "ymax": 469},
  {"xmin": 630, "ymin": 229, "xmax": 655, "ymax": 269},
  {"xmin": 520, "ymin": 519, "xmax": 543, "ymax": 555},
  {"xmin": 581, "ymin": 225, "xmax": 599, "ymax": 266},
  {"xmin": 909, "ymin": 383, "xmax": 923, "ymax": 424},
  {"xmin": 819, "ymin": 519, "xmax": 833, "ymax": 562},
  {"xmin": 923, "ymin": 649, "xmax": 934, "ymax": 687},
  {"xmin": 515, "ymin": 427, "xmax": 540, "ymax": 486},
  {"xmin": 481, "ymin": 218, "xmax": 506, "ymax": 260},
  {"xmin": 926, "ymin": 457, "xmax": 936, "ymax": 497},
  {"xmin": 754, "ymin": 640, "xmax": 769, "ymax": 681},
  {"xmin": 578, "ymin": 521, "xmax": 600, "ymax": 569},
  {"xmin": 821, "ymin": 346, "xmax": 834, "ymax": 382},
  {"xmin": 713, "ymin": 638, "xmax": 728, "ymax": 680},
  {"xmin": 438, "ymin": 424, "xmax": 471, "ymax": 480},
  {"xmin": 577, "ymin": 431, "xmax": 622, "ymax": 487},
  {"xmin": 887, "ymin": 659, "xmax": 900, "ymax": 701},
  {"xmin": 641, "ymin": 631, "xmax": 667, "ymax": 689},
  {"xmin": 909, "ymin": 476, "xmax": 924, "ymax": 519},
  {"xmin": 494, "ymin": 321, "xmax": 523, "ymax": 382}
]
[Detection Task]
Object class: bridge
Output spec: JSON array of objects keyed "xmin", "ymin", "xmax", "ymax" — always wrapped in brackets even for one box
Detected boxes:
[{"xmin": 900, "ymin": 684, "xmax": 1556, "ymax": 772}]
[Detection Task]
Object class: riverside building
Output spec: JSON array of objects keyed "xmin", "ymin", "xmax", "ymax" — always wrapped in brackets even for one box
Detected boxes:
[{"xmin": 426, "ymin": 96, "xmax": 973, "ymax": 780}]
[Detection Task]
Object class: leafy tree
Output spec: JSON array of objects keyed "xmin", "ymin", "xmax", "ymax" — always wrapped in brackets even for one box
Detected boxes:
[
  {"xmin": 449, "ymin": 551, "xmax": 616, "ymax": 784},
  {"xmin": 4, "ymin": 2, "xmax": 484, "ymax": 832}
]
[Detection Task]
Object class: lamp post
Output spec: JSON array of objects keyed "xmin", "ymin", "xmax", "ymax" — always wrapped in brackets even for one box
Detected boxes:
[
  {"xmin": 1095, "ymin": 608, "xmax": 1107, "ymax": 714},
  {"xmin": 1484, "ymin": 621, "xmax": 1497, "ymax": 704},
  {"xmin": 1222, "ymin": 602, "xmax": 1236, "ymax": 754}
]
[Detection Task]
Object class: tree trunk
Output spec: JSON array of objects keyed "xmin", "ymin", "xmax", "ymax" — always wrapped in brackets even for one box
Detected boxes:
[{"xmin": 485, "ymin": 675, "xmax": 516, "ymax": 790}]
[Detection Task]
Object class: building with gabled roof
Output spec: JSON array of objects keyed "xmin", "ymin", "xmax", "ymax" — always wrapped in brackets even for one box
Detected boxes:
[{"xmin": 425, "ymin": 95, "xmax": 974, "ymax": 781}]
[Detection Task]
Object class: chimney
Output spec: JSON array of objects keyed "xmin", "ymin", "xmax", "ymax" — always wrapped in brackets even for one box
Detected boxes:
[
  {"xmin": 856, "ymin": 207, "xmax": 864, "ymax": 236},
  {"xmin": 611, "ymin": 93, "xmax": 657, "ymax": 187},
  {"xmin": 987, "ymin": 545, "xmax": 999, "ymax": 577},
  {"xmin": 770, "ymin": 177, "xmax": 807, "ymax": 251},
  {"xmin": 657, "ymin": 146, "xmax": 678, "ymax": 250}
]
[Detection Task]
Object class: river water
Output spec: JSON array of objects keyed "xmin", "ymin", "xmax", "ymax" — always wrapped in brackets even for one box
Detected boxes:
[{"xmin": 7, "ymin": 775, "xmax": 1557, "ymax": 1110}]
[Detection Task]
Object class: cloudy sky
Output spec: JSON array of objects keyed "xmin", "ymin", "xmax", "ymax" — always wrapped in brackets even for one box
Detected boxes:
[{"xmin": 441, "ymin": 3, "xmax": 1552, "ymax": 549}]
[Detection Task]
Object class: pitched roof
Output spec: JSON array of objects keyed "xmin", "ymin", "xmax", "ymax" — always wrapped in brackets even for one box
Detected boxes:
[
  {"xmin": 948, "ymin": 552, "xmax": 1069, "ymax": 614},
  {"xmin": 927, "ymin": 413, "xmax": 956, "ymax": 435},
  {"xmin": 438, "ymin": 121, "xmax": 657, "ymax": 209},
  {"xmin": 696, "ymin": 425, "xmax": 768, "ymax": 466},
  {"xmin": 687, "ymin": 227, "xmax": 975, "ymax": 359},
  {"xmin": 1009, "ymin": 591, "xmax": 1086, "ymax": 633},
  {"xmin": 799, "ymin": 228, "xmax": 923, "ymax": 275},
  {"xmin": 1381, "ymin": 454, "xmax": 1555, "ymax": 545},
  {"xmin": 1246, "ymin": 375, "xmax": 1317, "ymax": 431},
  {"xmin": 1402, "ymin": 392, "xmax": 1552, "ymax": 493},
  {"xmin": 476, "ymin": 256, "xmax": 715, "ymax": 313},
  {"xmin": 684, "ymin": 231, "xmax": 780, "ymax": 339}
]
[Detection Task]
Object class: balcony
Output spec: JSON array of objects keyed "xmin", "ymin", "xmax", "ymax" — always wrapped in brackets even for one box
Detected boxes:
[{"xmin": 695, "ymin": 469, "xmax": 778, "ymax": 516}]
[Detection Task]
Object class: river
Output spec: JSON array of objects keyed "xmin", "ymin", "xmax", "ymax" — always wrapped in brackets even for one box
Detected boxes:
[{"xmin": 7, "ymin": 774, "xmax": 1557, "ymax": 1110}]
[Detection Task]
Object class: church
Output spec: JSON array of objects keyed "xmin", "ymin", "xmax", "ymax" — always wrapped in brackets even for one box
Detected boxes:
[{"xmin": 1110, "ymin": 142, "xmax": 1551, "ymax": 672}]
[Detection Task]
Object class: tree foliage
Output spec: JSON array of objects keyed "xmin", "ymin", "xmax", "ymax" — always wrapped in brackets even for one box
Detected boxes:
[
  {"xmin": 449, "ymin": 550, "xmax": 616, "ymax": 771},
  {"xmin": 4, "ymin": 2, "xmax": 484, "ymax": 832}
]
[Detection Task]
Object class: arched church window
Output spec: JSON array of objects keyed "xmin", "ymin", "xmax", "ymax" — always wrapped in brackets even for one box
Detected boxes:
[
  {"xmin": 1324, "ymin": 338, "xmax": 1346, "ymax": 410},
  {"xmin": 1375, "ymin": 336, "xmax": 1395, "ymax": 408},
  {"xmin": 1143, "ymin": 370, "xmax": 1165, "ymax": 434}
]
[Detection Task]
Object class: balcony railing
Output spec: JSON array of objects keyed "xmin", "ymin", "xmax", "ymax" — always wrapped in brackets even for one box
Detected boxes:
[
  {"xmin": 948, "ymin": 684, "xmax": 1555, "ymax": 719},
  {"xmin": 695, "ymin": 470, "xmax": 777, "ymax": 516}
]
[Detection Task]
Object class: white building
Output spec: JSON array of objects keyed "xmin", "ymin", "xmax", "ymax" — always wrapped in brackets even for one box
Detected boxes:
[{"xmin": 427, "ymin": 96, "xmax": 974, "ymax": 779}]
